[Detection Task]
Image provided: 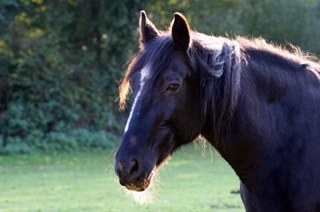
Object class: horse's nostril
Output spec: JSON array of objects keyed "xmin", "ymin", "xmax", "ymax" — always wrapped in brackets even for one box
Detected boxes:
[{"xmin": 128, "ymin": 159, "xmax": 139, "ymax": 175}]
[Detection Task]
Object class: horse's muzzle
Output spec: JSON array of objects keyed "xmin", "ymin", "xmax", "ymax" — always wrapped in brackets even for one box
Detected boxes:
[{"xmin": 115, "ymin": 159, "xmax": 153, "ymax": 191}]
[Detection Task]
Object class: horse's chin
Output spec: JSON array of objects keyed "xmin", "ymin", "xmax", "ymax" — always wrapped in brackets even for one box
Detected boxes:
[
  {"xmin": 128, "ymin": 154, "xmax": 172, "ymax": 192},
  {"xmin": 124, "ymin": 169, "xmax": 155, "ymax": 192},
  {"xmin": 125, "ymin": 184, "xmax": 148, "ymax": 192},
  {"xmin": 120, "ymin": 152, "xmax": 173, "ymax": 192}
]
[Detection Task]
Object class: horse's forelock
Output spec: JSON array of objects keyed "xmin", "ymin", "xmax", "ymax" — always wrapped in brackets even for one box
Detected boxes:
[
  {"xmin": 119, "ymin": 77, "xmax": 130, "ymax": 110},
  {"xmin": 119, "ymin": 35, "xmax": 174, "ymax": 110},
  {"xmin": 119, "ymin": 54, "xmax": 138, "ymax": 110}
]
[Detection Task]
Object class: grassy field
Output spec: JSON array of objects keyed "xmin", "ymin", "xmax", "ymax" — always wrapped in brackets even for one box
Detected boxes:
[{"xmin": 0, "ymin": 144, "xmax": 244, "ymax": 211}]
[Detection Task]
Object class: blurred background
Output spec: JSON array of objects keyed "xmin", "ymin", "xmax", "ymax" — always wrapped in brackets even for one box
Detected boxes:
[{"xmin": 0, "ymin": 0, "xmax": 319, "ymax": 211}]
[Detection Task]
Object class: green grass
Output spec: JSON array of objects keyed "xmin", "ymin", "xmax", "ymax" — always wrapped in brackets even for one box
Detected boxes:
[{"xmin": 0, "ymin": 144, "xmax": 244, "ymax": 211}]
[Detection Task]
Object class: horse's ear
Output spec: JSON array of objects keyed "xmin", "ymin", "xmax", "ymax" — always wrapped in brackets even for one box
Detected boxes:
[
  {"xmin": 171, "ymin": 13, "xmax": 190, "ymax": 52},
  {"xmin": 139, "ymin": 11, "xmax": 159, "ymax": 47}
]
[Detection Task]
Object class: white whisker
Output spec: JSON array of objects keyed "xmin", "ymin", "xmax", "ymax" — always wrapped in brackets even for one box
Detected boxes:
[{"xmin": 126, "ymin": 170, "xmax": 160, "ymax": 205}]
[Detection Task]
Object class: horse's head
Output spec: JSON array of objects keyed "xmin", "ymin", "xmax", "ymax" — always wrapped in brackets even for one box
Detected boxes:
[{"xmin": 114, "ymin": 11, "xmax": 204, "ymax": 191}]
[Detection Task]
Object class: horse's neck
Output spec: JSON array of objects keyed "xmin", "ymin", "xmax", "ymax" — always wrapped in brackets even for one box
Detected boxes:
[
  {"xmin": 202, "ymin": 51, "xmax": 320, "ymax": 187},
  {"xmin": 202, "ymin": 104, "xmax": 269, "ymax": 186},
  {"xmin": 200, "ymin": 65, "xmax": 267, "ymax": 186},
  {"xmin": 201, "ymin": 55, "xmax": 299, "ymax": 186}
]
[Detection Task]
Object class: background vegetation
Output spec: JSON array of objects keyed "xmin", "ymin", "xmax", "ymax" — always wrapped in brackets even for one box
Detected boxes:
[{"xmin": 1, "ymin": 0, "xmax": 320, "ymax": 154}]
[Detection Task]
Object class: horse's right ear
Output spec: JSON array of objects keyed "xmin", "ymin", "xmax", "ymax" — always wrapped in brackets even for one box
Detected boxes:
[
  {"xmin": 171, "ymin": 13, "xmax": 190, "ymax": 52},
  {"xmin": 139, "ymin": 11, "xmax": 159, "ymax": 47}
]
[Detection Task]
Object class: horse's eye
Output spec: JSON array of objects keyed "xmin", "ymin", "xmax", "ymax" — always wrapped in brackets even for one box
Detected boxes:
[{"xmin": 167, "ymin": 83, "xmax": 180, "ymax": 91}]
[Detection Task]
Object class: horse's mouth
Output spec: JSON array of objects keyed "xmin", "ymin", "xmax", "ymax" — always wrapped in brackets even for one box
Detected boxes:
[{"xmin": 122, "ymin": 171, "xmax": 154, "ymax": 192}]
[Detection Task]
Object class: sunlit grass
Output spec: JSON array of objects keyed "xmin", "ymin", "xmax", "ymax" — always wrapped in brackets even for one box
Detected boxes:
[{"xmin": 0, "ymin": 144, "xmax": 244, "ymax": 211}]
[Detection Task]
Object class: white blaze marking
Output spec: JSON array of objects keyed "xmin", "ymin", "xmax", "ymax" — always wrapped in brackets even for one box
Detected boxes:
[{"xmin": 124, "ymin": 66, "xmax": 150, "ymax": 132}]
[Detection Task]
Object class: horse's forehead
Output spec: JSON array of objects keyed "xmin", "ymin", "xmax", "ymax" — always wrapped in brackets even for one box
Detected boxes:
[
  {"xmin": 140, "ymin": 65, "xmax": 151, "ymax": 80},
  {"xmin": 132, "ymin": 48, "xmax": 186, "ymax": 86},
  {"xmin": 131, "ymin": 65, "xmax": 150, "ymax": 85},
  {"xmin": 166, "ymin": 54, "xmax": 189, "ymax": 75}
]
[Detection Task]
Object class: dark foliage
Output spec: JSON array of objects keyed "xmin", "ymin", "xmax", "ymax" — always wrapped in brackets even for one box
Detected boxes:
[{"xmin": 0, "ymin": 0, "xmax": 319, "ymax": 153}]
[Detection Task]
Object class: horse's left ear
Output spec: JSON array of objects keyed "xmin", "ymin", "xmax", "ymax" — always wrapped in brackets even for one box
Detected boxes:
[
  {"xmin": 171, "ymin": 13, "xmax": 190, "ymax": 52},
  {"xmin": 140, "ymin": 11, "xmax": 159, "ymax": 47}
]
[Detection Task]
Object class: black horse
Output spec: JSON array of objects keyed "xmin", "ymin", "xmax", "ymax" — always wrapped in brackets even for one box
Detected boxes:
[{"xmin": 115, "ymin": 11, "xmax": 320, "ymax": 211}]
